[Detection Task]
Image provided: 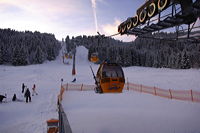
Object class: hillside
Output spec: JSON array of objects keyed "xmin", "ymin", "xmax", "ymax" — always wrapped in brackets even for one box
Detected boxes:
[
  {"xmin": 0, "ymin": 28, "xmax": 61, "ymax": 66},
  {"xmin": 65, "ymin": 33, "xmax": 200, "ymax": 68}
]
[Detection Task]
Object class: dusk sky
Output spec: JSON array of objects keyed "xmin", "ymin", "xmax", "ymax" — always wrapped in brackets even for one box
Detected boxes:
[
  {"xmin": 0, "ymin": 0, "xmax": 143, "ymax": 41},
  {"xmin": 0, "ymin": 0, "xmax": 199, "ymax": 41}
]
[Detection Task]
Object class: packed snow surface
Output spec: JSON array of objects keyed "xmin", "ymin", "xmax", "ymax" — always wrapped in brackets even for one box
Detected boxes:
[
  {"xmin": 63, "ymin": 91, "xmax": 200, "ymax": 133},
  {"xmin": 0, "ymin": 46, "xmax": 200, "ymax": 133}
]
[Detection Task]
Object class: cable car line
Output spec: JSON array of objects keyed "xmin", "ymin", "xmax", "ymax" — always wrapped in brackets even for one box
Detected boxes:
[{"xmin": 117, "ymin": 0, "xmax": 200, "ymax": 39}]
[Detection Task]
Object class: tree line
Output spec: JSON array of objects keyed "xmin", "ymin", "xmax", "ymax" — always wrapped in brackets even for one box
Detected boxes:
[
  {"xmin": 0, "ymin": 28, "xmax": 61, "ymax": 66},
  {"xmin": 65, "ymin": 32, "xmax": 200, "ymax": 69}
]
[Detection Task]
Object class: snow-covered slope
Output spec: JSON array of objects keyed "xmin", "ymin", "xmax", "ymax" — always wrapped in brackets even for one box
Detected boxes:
[
  {"xmin": 0, "ymin": 46, "xmax": 200, "ymax": 133},
  {"xmin": 76, "ymin": 46, "xmax": 90, "ymax": 65},
  {"xmin": 63, "ymin": 91, "xmax": 200, "ymax": 133}
]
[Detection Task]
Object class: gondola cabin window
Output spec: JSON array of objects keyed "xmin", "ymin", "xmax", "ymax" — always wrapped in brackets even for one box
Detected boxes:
[
  {"xmin": 102, "ymin": 65, "xmax": 124, "ymax": 78},
  {"xmin": 94, "ymin": 62, "xmax": 125, "ymax": 93}
]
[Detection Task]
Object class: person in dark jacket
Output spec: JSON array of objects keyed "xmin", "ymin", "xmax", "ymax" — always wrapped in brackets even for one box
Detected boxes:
[
  {"xmin": 71, "ymin": 78, "xmax": 76, "ymax": 82},
  {"xmin": 24, "ymin": 88, "xmax": 31, "ymax": 103},
  {"xmin": 12, "ymin": 94, "xmax": 17, "ymax": 101},
  {"xmin": 0, "ymin": 95, "xmax": 6, "ymax": 102},
  {"xmin": 22, "ymin": 83, "xmax": 25, "ymax": 93}
]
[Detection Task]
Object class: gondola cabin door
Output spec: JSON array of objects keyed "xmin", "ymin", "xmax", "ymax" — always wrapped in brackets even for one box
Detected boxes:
[{"xmin": 96, "ymin": 62, "xmax": 125, "ymax": 93}]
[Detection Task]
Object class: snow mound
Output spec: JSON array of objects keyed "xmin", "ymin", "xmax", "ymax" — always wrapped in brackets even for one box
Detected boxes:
[{"xmin": 76, "ymin": 46, "xmax": 90, "ymax": 65}]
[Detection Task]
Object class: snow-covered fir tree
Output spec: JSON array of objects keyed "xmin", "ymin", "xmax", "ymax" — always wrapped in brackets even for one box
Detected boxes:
[
  {"xmin": 34, "ymin": 46, "xmax": 46, "ymax": 64},
  {"xmin": 12, "ymin": 45, "xmax": 28, "ymax": 66},
  {"xmin": 65, "ymin": 32, "xmax": 200, "ymax": 69},
  {"xmin": 0, "ymin": 46, "xmax": 3, "ymax": 64},
  {"xmin": 181, "ymin": 51, "xmax": 191, "ymax": 69},
  {"xmin": 0, "ymin": 28, "xmax": 61, "ymax": 65}
]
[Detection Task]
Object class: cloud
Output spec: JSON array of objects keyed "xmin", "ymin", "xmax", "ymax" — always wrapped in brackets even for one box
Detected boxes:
[
  {"xmin": 0, "ymin": 3, "xmax": 24, "ymax": 14},
  {"xmin": 90, "ymin": 0, "xmax": 106, "ymax": 33},
  {"xmin": 91, "ymin": 0, "xmax": 98, "ymax": 32},
  {"xmin": 91, "ymin": 0, "xmax": 97, "ymax": 8},
  {"xmin": 0, "ymin": 0, "xmax": 136, "ymax": 41},
  {"xmin": 0, "ymin": 0, "xmax": 95, "ymax": 40},
  {"xmin": 101, "ymin": 19, "xmax": 136, "ymax": 42},
  {"xmin": 0, "ymin": 0, "xmax": 86, "ymax": 18},
  {"xmin": 102, "ymin": 19, "xmax": 120, "ymax": 35}
]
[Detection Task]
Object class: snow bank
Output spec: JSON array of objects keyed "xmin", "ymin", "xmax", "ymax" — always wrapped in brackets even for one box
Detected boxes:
[
  {"xmin": 75, "ymin": 46, "xmax": 90, "ymax": 65},
  {"xmin": 124, "ymin": 66, "xmax": 200, "ymax": 91},
  {"xmin": 62, "ymin": 91, "xmax": 200, "ymax": 133}
]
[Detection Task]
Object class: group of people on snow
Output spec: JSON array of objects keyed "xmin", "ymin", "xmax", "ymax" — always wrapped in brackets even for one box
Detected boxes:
[
  {"xmin": 12, "ymin": 83, "xmax": 38, "ymax": 103},
  {"xmin": 1, "ymin": 83, "xmax": 38, "ymax": 103},
  {"xmin": 0, "ymin": 94, "xmax": 6, "ymax": 102}
]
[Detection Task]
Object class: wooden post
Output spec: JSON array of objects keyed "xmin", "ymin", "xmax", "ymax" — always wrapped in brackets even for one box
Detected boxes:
[
  {"xmin": 191, "ymin": 89, "xmax": 194, "ymax": 102},
  {"xmin": 158, "ymin": 12, "xmax": 161, "ymax": 22},
  {"xmin": 81, "ymin": 84, "xmax": 83, "ymax": 91},
  {"xmin": 127, "ymin": 78, "xmax": 129, "ymax": 91},
  {"xmin": 66, "ymin": 83, "xmax": 68, "ymax": 91},
  {"xmin": 61, "ymin": 78, "xmax": 63, "ymax": 89},
  {"xmin": 169, "ymin": 89, "xmax": 172, "ymax": 99},
  {"xmin": 154, "ymin": 87, "xmax": 157, "ymax": 95},
  {"xmin": 72, "ymin": 46, "xmax": 76, "ymax": 75}
]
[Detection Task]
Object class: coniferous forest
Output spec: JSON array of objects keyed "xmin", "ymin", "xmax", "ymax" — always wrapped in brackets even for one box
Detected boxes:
[
  {"xmin": 1, "ymin": 28, "xmax": 199, "ymax": 69},
  {"xmin": 66, "ymin": 32, "xmax": 200, "ymax": 69},
  {"xmin": 0, "ymin": 29, "xmax": 61, "ymax": 66}
]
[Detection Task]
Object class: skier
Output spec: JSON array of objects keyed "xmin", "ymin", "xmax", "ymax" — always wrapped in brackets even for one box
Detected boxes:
[
  {"xmin": 12, "ymin": 94, "xmax": 17, "ymax": 101},
  {"xmin": 24, "ymin": 88, "xmax": 31, "ymax": 103},
  {"xmin": 32, "ymin": 84, "xmax": 38, "ymax": 96},
  {"xmin": 22, "ymin": 83, "xmax": 25, "ymax": 93},
  {"xmin": 71, "ymin": 78, "xmax": 76, "ymax": 82}
]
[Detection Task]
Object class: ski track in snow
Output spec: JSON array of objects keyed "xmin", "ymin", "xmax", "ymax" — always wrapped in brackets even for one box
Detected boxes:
[{"xmin": 0, "ymin": 46, "xmax": 200, "ymax": 133}]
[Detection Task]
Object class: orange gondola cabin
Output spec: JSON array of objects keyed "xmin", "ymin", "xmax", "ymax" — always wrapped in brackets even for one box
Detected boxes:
[
  {"xmin": 95, "ymin": 62, "xmax": 125, "ymax": 93},
  {"xmin": 65, "ymin": 52, "xmax": 72, "ymax": 59},
  {"xmin": 90, "ymin": 52, "xmax": 99, "ymax": 63}
]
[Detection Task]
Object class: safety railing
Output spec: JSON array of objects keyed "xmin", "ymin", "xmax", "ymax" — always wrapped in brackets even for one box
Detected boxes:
[
  {"xmin": 58, "ymin": 101, "xmax": 72, "ymax": 133},
  {"xmin": 57, "ymin": 82, "xmax": 200, "ymax": 133},
  {"xmin": 127, "ymin": 82, "xmax": 200, "ymax": 103},
  {"xmin": 63, "ymin": 83, "xmax": 95, "ymax": 91},
  {"xmin": 59, "ymin": 83, "xmax": 200, "ymax": 103}
]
